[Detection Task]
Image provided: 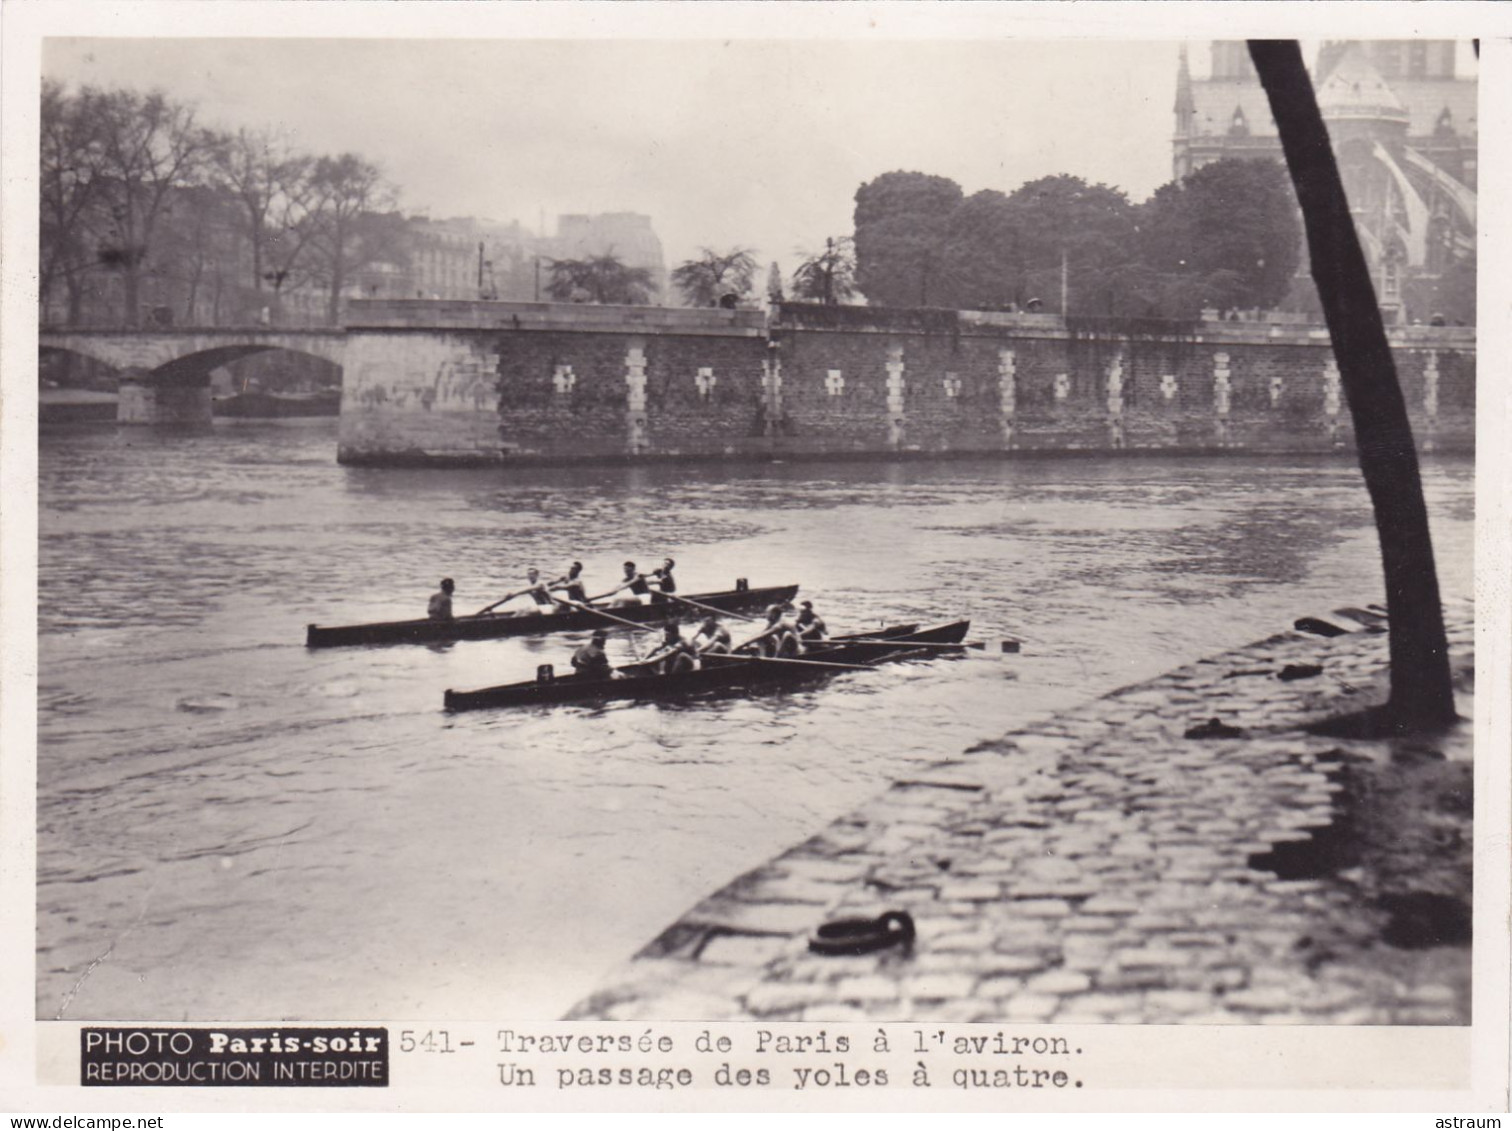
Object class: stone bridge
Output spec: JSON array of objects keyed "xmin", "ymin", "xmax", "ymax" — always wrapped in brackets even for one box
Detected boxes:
[
  {"xmin": 38, "ymin": 304, "xmax": 1476, "ymax": 457},
  {"xmin": 39, "ymin": 327, "xmax": 347, "ymax": 423}
]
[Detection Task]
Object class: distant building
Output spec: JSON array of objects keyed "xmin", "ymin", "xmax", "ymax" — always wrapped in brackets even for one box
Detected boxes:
[
  {"xmin": 1174, "ymin": 40, "xmax": 1476, "ymax": 323},
  {"xmin": 400, "ymin": 216, "xmax": 538, "ymax": 301},
  {"xmin": 540, "ymin": 212, "xmax": 668, "ymax": 301},
  {"xmin": 400, "ymin": 212, "xmax": 668, "ymax": 303}
]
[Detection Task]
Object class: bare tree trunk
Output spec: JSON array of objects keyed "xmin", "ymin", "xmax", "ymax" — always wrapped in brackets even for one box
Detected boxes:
[
  {"xmin": 1248, "ymin": 39, "xmax": 1455, "ymax": 732},
  {"xmin": 123, "ymin": 266, "xmax": 141, "ymax": 328},
  {"xmin": 326, "ymin": 215, "xmax": 345, "ymax": 325},
  {"xmin": 65, "ymin": 274, "xmax": 84, "ymax": 326}
]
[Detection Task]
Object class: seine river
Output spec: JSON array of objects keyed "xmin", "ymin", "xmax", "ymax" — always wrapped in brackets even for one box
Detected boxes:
[{"xmin": 35, "ymin": 420, "xmax": 1474, "ymax": 1021}]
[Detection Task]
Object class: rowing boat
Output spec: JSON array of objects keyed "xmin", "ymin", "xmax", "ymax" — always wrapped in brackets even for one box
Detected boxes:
[
  {"xmin": 442, "ymin": 621, "xmax": 970, "ymax": 711},
  {"xmin": 305, "ymin": 583, "xmax": 799, "ymax": 648}
]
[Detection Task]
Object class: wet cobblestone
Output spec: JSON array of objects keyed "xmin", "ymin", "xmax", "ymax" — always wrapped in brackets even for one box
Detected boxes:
[{"xmin": 570, "ymin": 600, "xmax": 1474, "ymax": 1024}]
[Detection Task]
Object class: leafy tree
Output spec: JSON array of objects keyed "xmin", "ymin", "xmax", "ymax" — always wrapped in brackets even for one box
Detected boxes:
[
  {"xmin": 938, "ymin": 190, "xmax": 1023, "ymax": 309},
  {"xmin": 851, "ymin": 172, "xmax": 1146, "ymax": 314},
  {"xmin": 1005, "ymin": 175, "xmax": 1140, "ymax": 316},
  {"xmin": 791, "ymin": 237, "xmax": 857, "ymax": 305},
  {"xmin": 853, "ymin": 171, "xmax": 963, "ymax": 306},
  {"xmin": 670, "ymin": 247, "xmax": 757, "ymax": 307},
  {"xmin": 1137, "ymin": 158, "xmax": 1301, "ymax": 316},
  {"xmin": 543, "ymin": 253, "xmax": 656, "ymax": 305}
]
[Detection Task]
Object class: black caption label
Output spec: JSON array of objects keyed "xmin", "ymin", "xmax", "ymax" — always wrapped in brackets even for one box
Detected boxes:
[{"xmin": 80, "ymin": 1027, "xmax": 389, "ymax": 1087}]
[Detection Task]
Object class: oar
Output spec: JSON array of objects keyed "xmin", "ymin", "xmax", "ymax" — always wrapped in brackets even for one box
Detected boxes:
[
  {"xmin": 662, "ymin": 591, "xmax": 759, "ymax": 622},
  {"xmin": 843, "ymin": 637, "xmax": 1020, "ymax": 655},
  {"xmin": 552, "ymin": 596, "xmax": 661, "ymax": 635},
  {"xmin": 475, "ymin": 589, "xmax": 527, "ymax": 616},
  {"xmin": 824, "ymin": 638, "xmax": 1020, "ymax": 660},
  {"xmin": 843, "ymin": 637, "xmax": 976, "ymax": 650},
  {"xmin": 719, "ymin": 653, "xmax": 874, "ymax": 672}
]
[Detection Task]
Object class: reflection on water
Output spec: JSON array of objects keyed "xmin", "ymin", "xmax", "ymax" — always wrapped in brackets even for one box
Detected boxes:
[{"xmin": 36, "ymin": 421, "xmax": 1474, "ymax": 1020}]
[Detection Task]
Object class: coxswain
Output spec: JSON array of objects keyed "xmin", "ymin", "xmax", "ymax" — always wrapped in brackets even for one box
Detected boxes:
[
  {"xmin": 427, "ymin": 578, "xmax": 456, "ymax": 621},
  {"xmin": 570, "ymin": 629, "xmax": 615, "ymax": 680},
  {"xmin": 691, "ymin": 614, "xmax": 732, "ymax": 656},
  {"xmin": 642, "ymin": 621, "xmax": 699, "ymax": 674},
  {"xmin": 592, "ymin": 561, "xmax": 653, "ymax": 608},
  {"xmin": 736, "ymin": 605, "xmax": 801, "ymax": 658},
  {"xmin": 550, "ymin": 561, "xmax": 589, "ymax": 606},
  {"xmin": 648, "ymin": 557, "xmax": 678, "ymax": 595},
  {"xmin": 794, "ymin": 599, "xmax": 828, "ymax": 643}
]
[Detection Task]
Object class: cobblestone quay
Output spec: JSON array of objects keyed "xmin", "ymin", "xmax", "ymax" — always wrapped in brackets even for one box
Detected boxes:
[{"xmin": 570, "ymin": 600, "xmax": 1474, "ymax": 1024}]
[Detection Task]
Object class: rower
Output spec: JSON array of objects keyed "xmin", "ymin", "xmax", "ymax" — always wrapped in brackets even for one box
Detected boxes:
[
  {"xmin": 648, "ymin": 557, "xmax": 677, "ymax": 595},
  {"xmin": 641, "ymin": 621, "xmax": 699, "ymax": 675},
  {"xmin": 592, "ymin": 561, "xmax": 653, "ymax": 608},
  {"xmin": 428, "ymin": 578, "xmax": 456, "ymax": 621},
  {"xmin": 493, "ymin": 568, "xmax": 558, "ymax": 615},
  {"xmin": 736, "ymin": 605, "xmax": 802, "ymax": 658},
  {"xmin": 570, "ymin": 629, "xmax": 616, "ymax": 681},
  {"xmin": 520, "ymin": 568, "xmax": 559, "ymax": 613},
  {"xmin": 691, "ymin": 614, "xmax": 732, "ymax": 656},
  {"xmin": 795, "ymin": 600, "xmax": 828, "ymax": 643},
  {"xmin": 551, "ymin": 561, "xmax": 589, "ymax": 605}
]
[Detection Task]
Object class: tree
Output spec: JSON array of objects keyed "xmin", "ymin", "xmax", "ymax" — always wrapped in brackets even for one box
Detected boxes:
[
  {"xmin": 766, "ymin": 261, "xmax": 784, "ymax": 304},
  {"xmin": 1137, "ymin": 158, "xmax": 1301, "ymax": 316},
  {"xmin": 938, "ymin": 190, "xmax": 1023, "ymax": 309},
  {"xmin": 305, "ymin": 154, "xmax": 400, "ymax": 323},
  {"xmin": 88, "ymin": 87, "xmax": 217, "ymax": 326},
  {"xmin": 791, "ymin": 237, "xmax": 857, "ymax": 305},
  {"xmin": 1249, "ymin": 39, "xmax": 1454, "ymax": 733},
  {"xmin": 543, "ymin": 253, "xmax": 656, "ymax": 305},
  {"xmin": 152, "ymin": 182, "xmax": 238, "ymax": 324},
  {"xmin": 1005, "ymin": 175, "xmax": 1140, "ymax": 316},
  {"xmin": 40, "ymin": 81, "xmax": 107, "ymax": 325},
  {"xmin": 853, "ymin": 171, "xmax": 964, "ymax": 306},
  {"xmin": 213, "ymin": 129, "xmax": 320, "ymax": 317},
  {"xmin": 670, "ymin": 247, "xmax": 757, "ymax": 307}
]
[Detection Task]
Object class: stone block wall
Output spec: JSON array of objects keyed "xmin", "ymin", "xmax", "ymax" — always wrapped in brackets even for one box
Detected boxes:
[
  {"xmin": 338, "ymin": 330, "xmax": 502, "ymax": 464},
  {"xmin": 116, "ymin": 380, "xmax": 214, "ymax": 425},
  {"xmin": 495, "ymin": 330, "xmax": 768, "ymax": 461},
  {"xmin": 330, "ymin": 300, "xmax": 1475, "ymax": 466}
]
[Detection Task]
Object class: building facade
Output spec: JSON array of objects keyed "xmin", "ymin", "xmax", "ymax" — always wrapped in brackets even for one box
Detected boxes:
[{"xmin": 1174, "ymin": 40, "xmax": 1477, "ymax": 324}]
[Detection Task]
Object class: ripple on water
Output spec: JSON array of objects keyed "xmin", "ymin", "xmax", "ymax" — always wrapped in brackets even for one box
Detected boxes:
[{"xmin": 35, "ymin": 427, "xmax": 1475, "ymax": 1019}]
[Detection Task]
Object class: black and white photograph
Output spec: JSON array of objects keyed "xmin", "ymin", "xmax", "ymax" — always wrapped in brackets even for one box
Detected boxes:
[{"xmin": 2, "ymin": 0, "xmax": 1508, "ymax": 1116}]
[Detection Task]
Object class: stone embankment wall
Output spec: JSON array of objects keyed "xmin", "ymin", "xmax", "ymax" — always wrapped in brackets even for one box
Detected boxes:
[
  {"xmin": 568, "ymin": 599, "xmax": 1475, "ymax": 1024},
  {"xmin": 335, "ymin": 300, "xmax": 1475, "ymax": 466}
]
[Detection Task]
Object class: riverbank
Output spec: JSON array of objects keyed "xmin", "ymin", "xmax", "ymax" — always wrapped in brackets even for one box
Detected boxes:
[{"xmin": 570, "ymin": 598, "xmax": 1475, "ymax": 1024}]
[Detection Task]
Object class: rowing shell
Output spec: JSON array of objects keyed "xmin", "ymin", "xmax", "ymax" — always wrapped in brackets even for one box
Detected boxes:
[
  {"xmin": 442, "ymin": 621, "xmax": 969, "ymax": 711},
  {"xmin": 305, "ymin": 583, "xmax": 799, "ymax": 648}
]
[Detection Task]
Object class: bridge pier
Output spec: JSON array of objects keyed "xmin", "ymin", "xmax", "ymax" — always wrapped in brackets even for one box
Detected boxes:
[{"xmin": 117, "ymin": 375, "xmax": 213, "ymax": 425}]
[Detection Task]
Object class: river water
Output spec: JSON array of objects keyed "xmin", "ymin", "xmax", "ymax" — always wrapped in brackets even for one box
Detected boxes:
[{"xmin": 35, "ymin": 420, "xmax": 1474, "ymax": 1021}]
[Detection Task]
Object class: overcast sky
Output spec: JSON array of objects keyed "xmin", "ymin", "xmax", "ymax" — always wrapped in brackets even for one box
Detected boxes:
[
  {"xmin": 38, "ymin": 32, "xmax": 1476, "ymax": 274},
  {"xmin": 42, "ymin": 37, "xmax": 1196, "ymax": 272}
]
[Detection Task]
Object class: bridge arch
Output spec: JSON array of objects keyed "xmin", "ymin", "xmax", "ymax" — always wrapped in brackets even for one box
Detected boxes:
[
  {"xmin": 37, "ymin": 329, "xmax": 347, "ymax": 378},
  {"xmin": 37, "ymin": 328, "xmax": 348, "ymax": 422},
  {"xmin": 39, "ymin": 341, "xmax": 129, "ymax": 377},
  {"xmin": 150, "ymin": 344, "xmax": 344, "ymax": 388}
]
